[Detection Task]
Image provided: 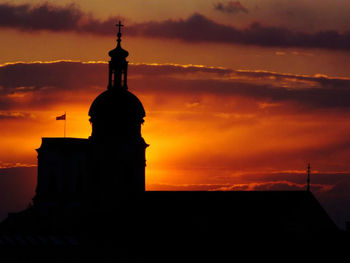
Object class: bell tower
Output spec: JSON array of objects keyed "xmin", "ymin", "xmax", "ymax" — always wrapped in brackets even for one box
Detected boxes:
[
  {"xmin": 88, "ymin": 22, "xmax": 148, "ymax": 199},
  {"xmin": 108, "ymin": 21, "xmax": 129, "ymax": 90}
]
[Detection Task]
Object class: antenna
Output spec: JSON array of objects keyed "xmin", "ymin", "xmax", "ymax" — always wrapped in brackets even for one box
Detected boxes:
[{"xmin": 307, "ymin": 163, "xmax": 311, "ymax": 192}]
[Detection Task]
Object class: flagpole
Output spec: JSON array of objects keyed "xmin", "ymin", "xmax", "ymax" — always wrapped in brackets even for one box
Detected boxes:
[{"xmin": 64, "ymin": 112, "xmax": 66, "ymax": 138}]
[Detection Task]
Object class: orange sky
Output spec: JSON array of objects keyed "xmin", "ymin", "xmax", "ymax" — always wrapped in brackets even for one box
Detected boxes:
[
  {"xmin": 1, "ymin": 60, "xmax": 350, "ymax": 190},
  {"xmin": 2, "ymin": 1, "xmax": 350, "ymax": 226}
]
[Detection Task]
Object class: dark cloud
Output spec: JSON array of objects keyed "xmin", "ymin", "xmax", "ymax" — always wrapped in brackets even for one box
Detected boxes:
[
  {"xmin": 136, "ymin": 77, "xmax": 350, "ymax": 110},
  {"xmin": 0, "ymin": 2, "xmax": 120, "ymax": 35},
  {"xmin": 168, "ymin": 138, "xmax": 350, "ymax": 179},
  {"xmin": 0, "ymin": 61, "xmax": 107, "ymax": 109},
  {"xmin": 1, "ymin": 61, "xmax": 350, "ymax": 111},
  {"xmin": 148, "ymin": 181, "xmax": 306, "ymax": 191},
  {"xmin": 128, "ymin": 14, "xmax": 350, "ymax": 50},
  {"xmin": 214, "ymin": 1, "xmax": 249, "ymax": 14},
  {"xmin": 129, "ymin": 63, "xmax": 232, "ymax": 76},
  {"xmin": 0, "ymin": 2, "xmax": 82, "ymax": 32},
  {"xmin": 0, "ymin": 111, "xmax": 34, "ymax": 120},
  {"xmin": 0, "ymin": 61, "xmax": 106, "ymax": 90},
  {"xmin": 1, "ymin": 3, "xmax": 350, "ymax": 50}
]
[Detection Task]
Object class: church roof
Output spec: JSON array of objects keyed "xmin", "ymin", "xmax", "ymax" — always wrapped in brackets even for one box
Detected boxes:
[
  {"xmin": 136, "ymin": 191, "xmax": 338, "ymax": 237},
  {"xmin": 36, "ymin": 138, "xmax": 89, "ymax": 152}
]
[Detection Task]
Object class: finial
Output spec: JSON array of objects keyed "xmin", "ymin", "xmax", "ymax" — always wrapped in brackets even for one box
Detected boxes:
[
  {"xmin": 116, "ymin": 21, "xmax": 124, "ymax": 44},
  {"xmin": 307, "ymin": 163, "xmax": 311, "ymax": 192}
]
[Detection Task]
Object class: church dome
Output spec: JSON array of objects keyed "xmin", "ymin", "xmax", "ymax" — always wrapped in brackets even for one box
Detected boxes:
[{"xmin": 89, "ymin": 88, "xmax": 145, "ymax": 123}]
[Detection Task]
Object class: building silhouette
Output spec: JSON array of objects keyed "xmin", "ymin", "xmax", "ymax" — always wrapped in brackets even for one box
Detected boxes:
[
  {"xmin": 33, "ymin": 23, "xmax": 147, "ymax": 216},
  {"xmin": 0, "ymin": 23, "xmax": 348, "ymax": 262}
]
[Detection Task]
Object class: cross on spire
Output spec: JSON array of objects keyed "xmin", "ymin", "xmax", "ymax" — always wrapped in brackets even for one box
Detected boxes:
[{"xmin": 116, "ymin": 21, "xmax": 124, "ymax": 35}]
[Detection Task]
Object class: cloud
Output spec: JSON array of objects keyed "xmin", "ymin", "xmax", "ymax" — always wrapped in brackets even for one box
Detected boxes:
[
  {"xmin": 1, "ymin": 3, "xmax": 350, "ymax": 50},
  {"xmin": 0, "ymin": 111, "xmax": 35, "ymax": 120},
  {"xmin": 128, "ymin": 14, "xmax": 350, "ymax": 50},
  {"xmin": 0, "ymin": 2, "xmax": 120, "ymax": 35},
  {"xmin": 214, "ymin": 1, "xmax": 249, "ymax": 14},
  {"xmin": 0, "ymin": 161, "xmax": 36, "ymax": 169},
  {"xmin": 0, "ymin": 2, "xmax": 82, "ymax": 32},
  {"xmin": 0, "ymin": 61, "xmax": 105, "ymax": 90},
  {"xmin": 213, "ymin": 181, "xmax": 332, "ymax": 192},
  {"xmin": 1, "ymin": 61, "xmax": 350, "ymax": 111},
  {"xmin": 0, "ymin": 61, "xmax": 107, "ymax": 109},
  {"xmin": 148, "ymin": 181, "xmax": 307, "ymax": 191},
  {"xmin": 164, "ymin": 138, "xmax": 350, "ymax": 180}
]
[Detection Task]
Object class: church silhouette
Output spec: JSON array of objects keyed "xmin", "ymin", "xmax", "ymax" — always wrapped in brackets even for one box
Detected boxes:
[{"xmin": 0, "ymin": 23, "xmax": 348, "ymax": 262}]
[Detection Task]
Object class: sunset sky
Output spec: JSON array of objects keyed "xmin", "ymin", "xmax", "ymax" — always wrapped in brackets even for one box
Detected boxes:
[{"xmin": 1, "ymin": 0, "xmax": 350, "ymax": 227}]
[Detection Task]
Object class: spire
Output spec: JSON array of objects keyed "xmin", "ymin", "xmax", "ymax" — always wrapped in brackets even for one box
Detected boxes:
[
  {"xmin": 116, "ymin": 21, "xmax": 124, "ymax": 46},
  {"xmin": 108, "ymin": 21, "xmax": 129, "ymax": 90}
]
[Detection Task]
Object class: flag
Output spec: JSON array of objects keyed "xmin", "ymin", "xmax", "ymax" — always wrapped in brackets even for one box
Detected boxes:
[{"xmin": 56, "ymin": 113, "xmax": 66, "ymax": 120}]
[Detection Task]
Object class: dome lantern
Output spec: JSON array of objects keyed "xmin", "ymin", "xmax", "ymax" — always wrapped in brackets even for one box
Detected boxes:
[{"xmin": 108, "ymin": 21, "xmax": 129, "ymax": 90}]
